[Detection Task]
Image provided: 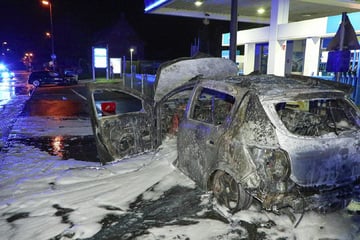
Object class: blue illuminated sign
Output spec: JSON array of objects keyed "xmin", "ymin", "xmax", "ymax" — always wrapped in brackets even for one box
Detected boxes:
[
  {"xmin": 222, "ymin": 33, "xmax": 230, "ymax": 45},
  {"xmin": 221, "ymin": 50, "xmax": 240, "ymax": 59},
  {"xmin": 222, "ymin": 50, "xmax": 229, "ymax": 58},
  {"xmin": 327, "ymin": 12, "xmax": 360, "ymax": 33},
  {"xmin": 93, "ymin": 48, "xmax": 108, "ymax": 68}
]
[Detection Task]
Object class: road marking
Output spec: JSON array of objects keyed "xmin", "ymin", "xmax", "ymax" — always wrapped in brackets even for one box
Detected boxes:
[{"xmin": 71, "ymin": 88, "xmax": 87, "ymax": 100}]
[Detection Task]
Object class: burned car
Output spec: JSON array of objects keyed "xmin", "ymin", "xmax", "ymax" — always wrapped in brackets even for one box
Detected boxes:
[
  {"xmin": 176, "ymin": 74, "xmax": 360, "ymax": 213},
  {"xmin": 88, "ymin": 57, "xmax": 360, "ymax": 214}
]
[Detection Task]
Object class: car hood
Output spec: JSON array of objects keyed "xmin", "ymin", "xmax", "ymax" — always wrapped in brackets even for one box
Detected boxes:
[{"xmin": 153, "ymin": 57, "xmax": 238, "ymax": 102}]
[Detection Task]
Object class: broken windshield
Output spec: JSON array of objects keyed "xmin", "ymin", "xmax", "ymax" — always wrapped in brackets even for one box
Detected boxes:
[{"xmin": 274, "ymin": 98, "xmax": 360, "ymax": 136}]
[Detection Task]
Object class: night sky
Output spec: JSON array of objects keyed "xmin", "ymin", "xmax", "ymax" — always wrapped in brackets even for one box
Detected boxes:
[{"xmin": 0, "ymin": 0, "xmax": 231, "ymax": 69}]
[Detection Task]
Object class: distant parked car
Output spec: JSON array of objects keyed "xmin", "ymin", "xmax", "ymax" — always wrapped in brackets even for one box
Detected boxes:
[
  {"xmin": 28, "ymin": 70, "xmax": 78, "ymax": 87},
  {"xmin": 88, "ymin": 57, "xmax": 360, "ymax": 214}
]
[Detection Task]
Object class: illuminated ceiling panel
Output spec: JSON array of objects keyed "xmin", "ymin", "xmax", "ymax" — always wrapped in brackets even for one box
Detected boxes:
[{"xmin": 144, "ymin": 0, "xmax": 360, "ymax": 24}]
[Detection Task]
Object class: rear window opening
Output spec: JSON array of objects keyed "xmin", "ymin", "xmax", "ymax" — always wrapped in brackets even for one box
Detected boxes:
[{"xmin": 275, "ymin": 98, "xmax": 360, "ymax": 136}]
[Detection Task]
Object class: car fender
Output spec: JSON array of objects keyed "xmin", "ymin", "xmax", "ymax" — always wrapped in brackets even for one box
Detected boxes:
[{"xmin": 206, "ymin": 144, "xmax": 260, "ymax": 191}]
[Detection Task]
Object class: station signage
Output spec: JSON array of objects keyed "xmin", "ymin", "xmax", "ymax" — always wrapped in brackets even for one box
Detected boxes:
[{"xmin": 93, "ymin": 48, "xmax": 108, "ymax": 68}]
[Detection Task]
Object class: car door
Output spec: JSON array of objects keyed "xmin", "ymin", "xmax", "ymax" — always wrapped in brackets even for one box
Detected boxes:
[
  {"xmin": 88, "ymin": 83, "xmax": 156, "ymax": 163},
  {"xmin": 177, "ymin": 85, "xmax": 236, "ymax": 186}
]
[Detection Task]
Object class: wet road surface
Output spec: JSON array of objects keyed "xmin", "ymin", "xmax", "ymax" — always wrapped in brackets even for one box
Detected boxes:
[
  {"xmin": 9, "ymin": 136, "xmax": 98, "ymax": 162},
  {"xmin": 20, "ymin": 85, "xmax": 89, "ymax": 118},
  {"xmin": 9, "ymin": 83, "xmax": 99, "ymax": 162}
]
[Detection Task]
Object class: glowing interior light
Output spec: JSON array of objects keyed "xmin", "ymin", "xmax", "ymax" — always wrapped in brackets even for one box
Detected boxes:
[
  {"xmin": 195, "ymin": 1, "xmax": 203, "ymax": 7},
  {"xmin": 257, "ymin": 8, "xmax": 265, "ymax": 14}
]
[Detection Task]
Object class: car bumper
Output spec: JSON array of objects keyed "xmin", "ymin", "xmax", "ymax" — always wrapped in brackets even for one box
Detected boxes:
[{"xmin": 264, "ymin": 180, "xmax": 360, "ymax": 213}]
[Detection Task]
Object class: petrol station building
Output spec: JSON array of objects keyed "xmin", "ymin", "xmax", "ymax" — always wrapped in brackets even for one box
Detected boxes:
[
  {"xmin": 221, "ymin": 12, "xmax": 360, "ymax": 77},
  {"xmin": 144, "ymin": 0, "xmax": 360, "ymax": 77}
]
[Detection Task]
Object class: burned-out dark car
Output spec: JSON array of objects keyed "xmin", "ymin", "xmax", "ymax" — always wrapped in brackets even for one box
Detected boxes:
[{"xmin": 88, "ymin": 57, "xmax": 360, "ymax": 214}]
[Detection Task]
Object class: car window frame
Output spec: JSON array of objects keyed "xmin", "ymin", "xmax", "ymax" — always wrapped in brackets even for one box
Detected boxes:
[{"xmin": 189, "ymin": 86, "xmax": 235, "ymax": 126}]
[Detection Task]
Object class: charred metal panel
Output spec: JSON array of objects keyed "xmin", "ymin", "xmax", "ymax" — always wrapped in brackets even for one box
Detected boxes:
[
  {"xmin": 233, "ymin": 94, "xmax": 284, "ymax": 193},
  {"xmin": 87, "ymin": 83, "xmax": 155, "ymax": 163},
  {"xmin": 97, "ymin": 113, "xmax": 155, "ymax": 160},
  {"xmin": 240, "ymin": 94, "xmax": 278, "ymax": 146},
  {"xmin": 277, "ymin": 131, "xmax": 360, "ymax": 187},
  {"xmin": 260, "ymin": 94, "xmax": 360, "ymax": 187},
  {"xmin": 177, "ymin": 85, "xmax": 239, "ymax": 189},
  {"xmin": 177, "ymin": 119, "xmax": 217, "ymax": 189}
]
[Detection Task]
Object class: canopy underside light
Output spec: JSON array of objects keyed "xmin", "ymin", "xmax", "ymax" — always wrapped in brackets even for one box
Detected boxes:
[{"xmin": 144, "ymin": 0, "xmax": 170, "ymax": 12}]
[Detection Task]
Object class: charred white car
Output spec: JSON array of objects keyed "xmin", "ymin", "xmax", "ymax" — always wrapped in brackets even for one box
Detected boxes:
[{"xmin": 88, "ymin": 57, "xmax": 360, "ymax": 214}]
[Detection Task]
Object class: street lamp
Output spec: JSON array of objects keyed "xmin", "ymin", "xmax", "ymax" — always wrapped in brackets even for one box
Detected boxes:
[
  {"xmin": 130, "ymin": 48, "xmax": 134, "ymax": 88},
  {"xmin": 42, "ymin": 0, "xmax": 56, "ymax": 70},
  {"xmin": 23, "ymin": 52, "xmax": 34, "ymax": 71}
]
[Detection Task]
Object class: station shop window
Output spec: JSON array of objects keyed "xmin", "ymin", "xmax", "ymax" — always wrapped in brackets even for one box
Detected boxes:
[{"xmin": 287, "ymin": 40, "xmax": 306, "ymax": 74}]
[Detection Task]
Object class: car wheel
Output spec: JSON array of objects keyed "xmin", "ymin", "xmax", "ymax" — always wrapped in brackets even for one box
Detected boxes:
[
  {"xmin": 32, "ymin": 80, "xmax": 41, "ymax": 87},
  {"xmin": 212, "ymin": 170, "xmax": 252, "ymax": 213}
]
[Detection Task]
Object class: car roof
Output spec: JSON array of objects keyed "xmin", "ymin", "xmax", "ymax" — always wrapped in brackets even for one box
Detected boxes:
[
  {"xmin": 30, "ymin": 70, "xmax": 61, "ymax": 75},
  {"xmin": 154, "ymin": 57, "xmax": 351, "ymax": 102},
  {"xmin": 214, "ymin": 74, "xmax": 351, "ymax": 100}
]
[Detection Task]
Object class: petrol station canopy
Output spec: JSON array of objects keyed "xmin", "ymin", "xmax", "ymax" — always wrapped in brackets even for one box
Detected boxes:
[{"xmin": 144, "ymin": 0, "xmax": 360, "ymax": 24}]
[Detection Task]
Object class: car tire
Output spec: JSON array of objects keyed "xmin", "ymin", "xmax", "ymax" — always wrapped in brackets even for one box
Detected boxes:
[
  {"xmin": 212, "ymin": 170, "xmax": 252, "ymax": 213},
  {"xmin": 32, "ymin": 80, "xmax": 41, "ymax": 87}
]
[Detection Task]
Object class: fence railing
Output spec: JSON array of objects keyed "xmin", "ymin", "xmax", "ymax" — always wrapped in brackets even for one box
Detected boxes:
[
  {"xmin": 317, "ymin": 74, "xmax": 360, "ymax": 105},
  {"xmin": 123, "ymin": 73, "xmax": 156, "ymax": 98},
  {"xmin": 122, "ymin": 72, "xmax": 360, "ymax": 105}
]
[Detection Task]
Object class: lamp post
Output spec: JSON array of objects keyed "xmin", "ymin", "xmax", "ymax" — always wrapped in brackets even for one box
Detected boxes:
[
  {"xmin": 130, "ymin": 48, "xmax": 134, "ymax": 88},
  {"xmin": 42, "ymin": 0, "xmax": 56, "ymax": 70}
]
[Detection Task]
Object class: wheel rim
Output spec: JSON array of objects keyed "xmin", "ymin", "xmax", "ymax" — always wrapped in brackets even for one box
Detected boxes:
[
  {"xmin": 33, "ymin": 80, "xmax": 40, "ymax": 87},
  {"xmin": 213, "ymin": 171, "xmax": 240, "ymax": 211},
  {"xmin": 212, "ymin": 170, "xmax": 252, "ymax": 212}
]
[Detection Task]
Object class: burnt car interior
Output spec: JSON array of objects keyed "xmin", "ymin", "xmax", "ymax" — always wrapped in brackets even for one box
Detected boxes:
[
  {"xmin": 275, "ymin": 98, "xmax": 360, "ymax": 136},
  {"xmin": 191, "ymin": 88, "xmax": 235, "ymax": 125},
  {"xmin": 159, "ymin": 89, "xmax": 193, "ymax": 136}
]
